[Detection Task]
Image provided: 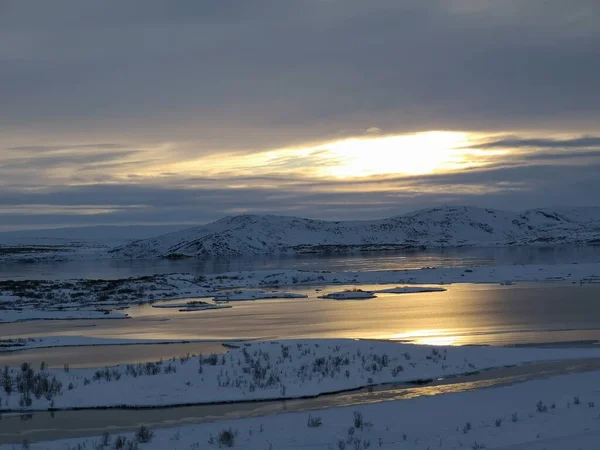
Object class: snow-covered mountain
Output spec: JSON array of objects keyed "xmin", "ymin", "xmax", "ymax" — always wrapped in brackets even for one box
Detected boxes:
[{"xmin": 109, "ymin": 206, "xmax": 600, "ymax": 259}]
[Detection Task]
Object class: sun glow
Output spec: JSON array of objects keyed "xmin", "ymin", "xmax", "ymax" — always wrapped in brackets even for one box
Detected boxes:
[
  {"xmin": 315, "ymin": 131, "xmax": 472, "ymax": 178},
  {"xmin": 154, "ymin": 131, "xmax": 506, "ymax": 181}
]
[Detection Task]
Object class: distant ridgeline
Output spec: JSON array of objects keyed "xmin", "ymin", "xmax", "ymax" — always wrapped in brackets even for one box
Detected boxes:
[{"xmin": 108, "ymin": 206, "xmax": 600, "ymax": 259}]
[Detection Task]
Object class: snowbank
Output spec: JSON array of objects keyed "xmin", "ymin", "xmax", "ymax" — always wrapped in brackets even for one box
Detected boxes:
[{"xmin": 2, "ymin": 339, "xmax": 600, "ymax": 412}]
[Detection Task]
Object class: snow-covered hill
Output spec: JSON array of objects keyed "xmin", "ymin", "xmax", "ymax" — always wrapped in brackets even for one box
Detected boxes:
[{"xmin": 109, "ymin": 206, "xmax": 600, "ymax": 259}]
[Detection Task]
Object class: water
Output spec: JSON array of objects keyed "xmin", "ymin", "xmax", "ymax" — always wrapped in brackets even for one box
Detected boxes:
[
  {"xmin": 2, "ymin": 245, "xmax": 600, "ymax": 280},
  {"xmin": 0, "ymin": 342, "xmax": 227, "ymax": 369},
  {"xmin": 3, "ymin": 283, "xmax": 600, "ymax": 370}
]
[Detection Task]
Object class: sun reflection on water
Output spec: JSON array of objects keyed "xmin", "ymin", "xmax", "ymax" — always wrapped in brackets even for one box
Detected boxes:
[{"xmin": 390, "ymin": 329, "xmax": 462, "ymax": 346}]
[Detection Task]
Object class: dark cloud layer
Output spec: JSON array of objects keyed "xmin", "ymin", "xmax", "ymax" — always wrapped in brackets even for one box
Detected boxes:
[
  {"xmin": 2, "ymin": 0, "xmax": 600, "ymax": 143},
  {"xmin": 1, "ymin": 1, "xmax": 599, "ymax": 229}
]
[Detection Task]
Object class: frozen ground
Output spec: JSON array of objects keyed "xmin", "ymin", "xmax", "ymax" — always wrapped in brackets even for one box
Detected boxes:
[
  {"xmin": 2, "ymin": 339, "xmax": 600, "ymax": 412},
  {"xmin": 9, "ymin": 368, "xmax": 600, "ymax": 450},
  {"xmin": 1, "ymin": 262, "xmax": 599, "ymax": 323}
]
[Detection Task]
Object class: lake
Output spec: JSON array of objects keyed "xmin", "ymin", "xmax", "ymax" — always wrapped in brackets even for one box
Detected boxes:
[{"xmin": 2, "ymin": 282, "xmax": 600, "ymax": 369}]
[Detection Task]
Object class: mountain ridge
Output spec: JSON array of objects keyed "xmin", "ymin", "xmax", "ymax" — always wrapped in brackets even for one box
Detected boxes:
[{"xmin": 108, "ymin": 206, "xmax": 600, "ymax": 259}]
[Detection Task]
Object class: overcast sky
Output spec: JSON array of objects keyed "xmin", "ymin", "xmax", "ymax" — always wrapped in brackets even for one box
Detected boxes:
[{"xmin": 1, "ymin": 0, "xmax": 599, "ymax": 230}]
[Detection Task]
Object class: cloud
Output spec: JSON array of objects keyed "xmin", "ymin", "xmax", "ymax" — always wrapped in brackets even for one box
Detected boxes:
[
  {"xmin": 1, "ymin": 152, "xmax": 599, "ymax": 230},
  {"xmin": 471, "ymin": 136, "xmax": 600, "ymax": 149},
  {"xmin": 0, "ymin": 150, "xmax": 137, "ymax": 170},
  {"xmin": 7, "ymin": 144, "xmax": 126, "ymax": 153},
  {"xmin": 1, "ymin": 0, "xmax": 599, "ymax": 145},
  {"xmin": 0, "ymin": 2, "xmax": 599, "ymax": 228}
]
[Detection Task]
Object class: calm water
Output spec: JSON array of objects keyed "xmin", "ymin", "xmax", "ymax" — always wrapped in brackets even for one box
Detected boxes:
[
  {"xmin": 2, "ymin": 283, "xmax": 600, "ymax": 369},
  {"xmin": 2, "ymin": 245, "xmax": 600, "ymax": 280}
]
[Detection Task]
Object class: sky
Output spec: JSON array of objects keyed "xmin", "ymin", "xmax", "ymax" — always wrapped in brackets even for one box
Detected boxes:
[{"xmin": 1, "ymin": 0, "xmax": 600, "ymax": 230}]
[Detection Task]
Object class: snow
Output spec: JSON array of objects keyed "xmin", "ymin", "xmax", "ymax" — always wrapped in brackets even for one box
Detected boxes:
[
  {"xmin": 373, "ymin": 286, "xmax": 447, "ymax": 294},
  {"xmin": 3, "ymin": 339, "xmax": 600, "ymax": 412},
  {"xmin": 7, "ymin": 356, "xmax": 600, "ymax": 449},
  {"xmin": 318, "ymin": 290, "xmax": 376, "ymax": 300},
  {"xmin": 108, "ymin": 206, "xmax": 600, "ymax": 258}
]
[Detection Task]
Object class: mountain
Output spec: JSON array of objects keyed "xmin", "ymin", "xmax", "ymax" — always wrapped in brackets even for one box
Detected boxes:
[{"xmin": 108, "ymin": 206, "xmax": 600, "ymax": 259}]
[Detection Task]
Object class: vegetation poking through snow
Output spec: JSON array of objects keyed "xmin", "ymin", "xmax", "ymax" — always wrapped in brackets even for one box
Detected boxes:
[{"xmin": 1, "ymin": 339, "xmax": 600, "ymax": 412}]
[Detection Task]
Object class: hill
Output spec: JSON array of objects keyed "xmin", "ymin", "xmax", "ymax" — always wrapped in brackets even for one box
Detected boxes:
[{"xmin": 109, "ymin": 206, "xmax": 600, "ymax": 259}]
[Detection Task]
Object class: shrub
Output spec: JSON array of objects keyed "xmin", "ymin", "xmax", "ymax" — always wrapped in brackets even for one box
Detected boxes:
[
  {"xmin": 2, "ymin": 366, "xmax": 12, "ymax": 395},
  {"xmin": 307, "ymin": 414, "xmax": 322, "ymax": 427},
  {"xmin": 114, "ymin": 436, "xmax": 126, "ymax": 449},
  {"xmin": 391, "ymin": 365, "xmax": 404, "ymax": 376},
  {"xmin": 536, "ymin": 401, "xmax": 548, "ymax": 413},
  {"xmin": 463, "ymin": 422, "xmax": 472, "ymax": 434},
  {"xmin": 218, "ymin": 429, "xmax": 235, "ymax": 447},
  {"xmin": 135, "ymin": 426, "xmax": 154, "ymax": 443},
  {"xmin": 353, "ymin": 411, "xmax": 363, "ymax": 429}
]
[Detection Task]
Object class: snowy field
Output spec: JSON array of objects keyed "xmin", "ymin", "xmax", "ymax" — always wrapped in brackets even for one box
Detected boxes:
[
  {"xmin": 1, "ymin": 262, "xmax": 600, "ymax": 323},
  {"xmin": 11, "ymin": 368, "xmax": 600, "ymax": 450},
  {"xmin": 2, "ymin": 339, "xmax": 600, "ymax": 412}
]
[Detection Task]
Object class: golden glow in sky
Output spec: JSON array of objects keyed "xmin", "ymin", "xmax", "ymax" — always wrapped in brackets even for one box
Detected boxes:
[
  {"xmin": 315, "ymin": 131, "xmax": 471, "ymax": 178},
  {"xmin": 161, "ymin": 131, "xmax": 504, "ymax": 181}
]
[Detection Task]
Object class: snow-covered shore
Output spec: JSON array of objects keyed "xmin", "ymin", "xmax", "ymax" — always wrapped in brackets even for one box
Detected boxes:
[
  {"xmin": 12, "ymin": 367, "xmax": 600, "ymax": 450},
  {"xmin": 2, "ymin": 339, "xmax": 600, "ymax": 412}
]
